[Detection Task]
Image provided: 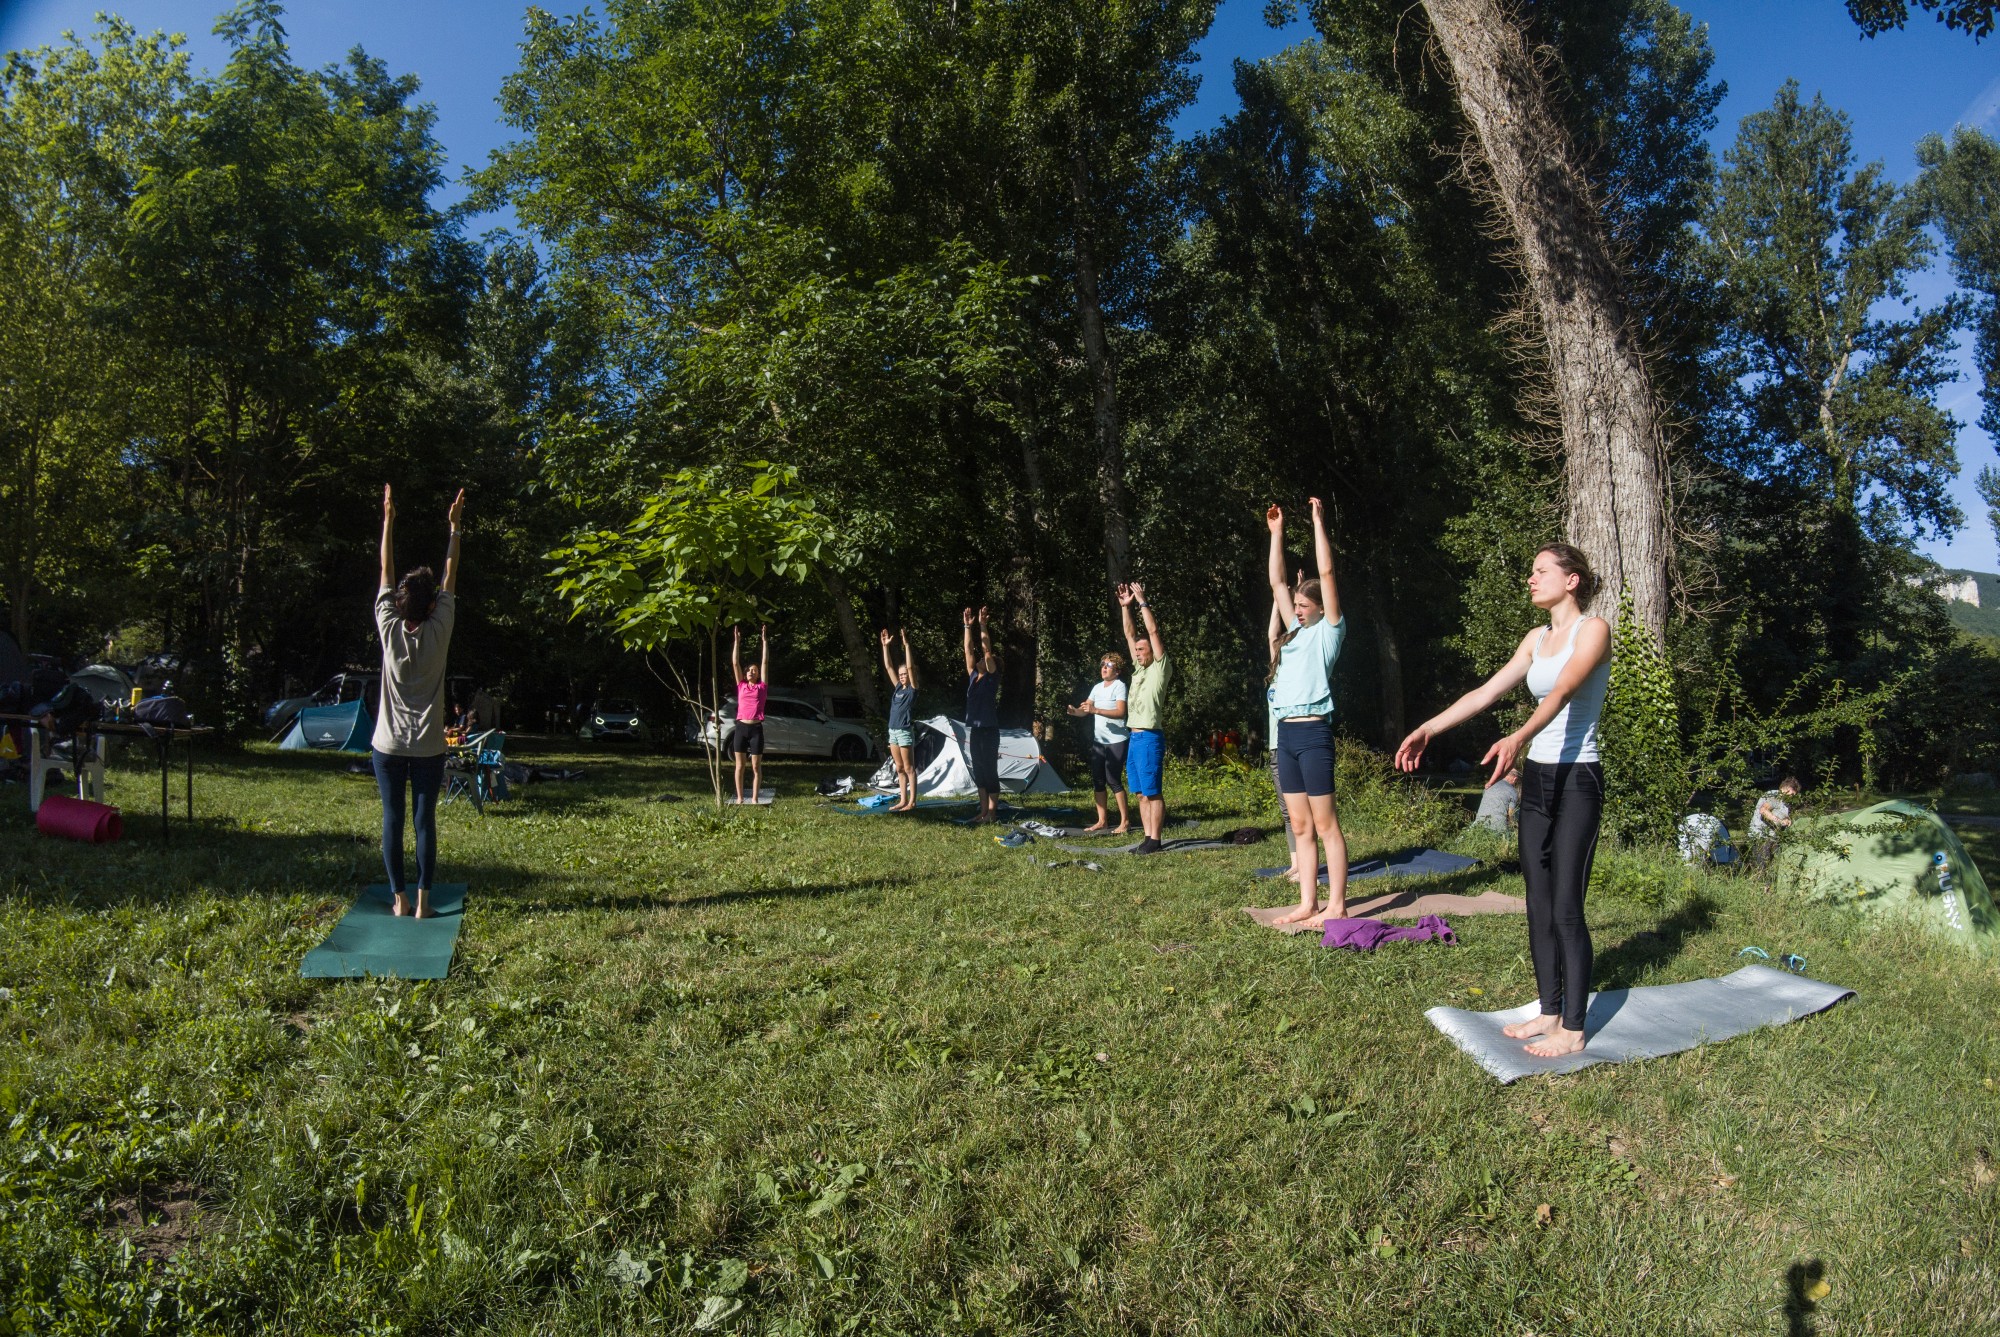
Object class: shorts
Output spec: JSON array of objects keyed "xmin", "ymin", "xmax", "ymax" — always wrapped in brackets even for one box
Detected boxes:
[
  {"xmin": 1126, "ymin": 729, "xmax": 1164, "ymax": 798},
  {"xmin": 1275, "ymin": 717, "xmax": 1335, "ymax": 797},
  {"xmin": 968, "ymin": 725, "xmax": 1001, "ymax": 793},
  {"xmin": 730, "ymin": 721, "xmax": 765, "ymax": 756},
  {"xmin": 1088, "ymin": 738, "xmax": 1129, "ymax": 791},
  {"xmin": 887, "ymin": 727, "xmax": 916, "ymax": 749}
]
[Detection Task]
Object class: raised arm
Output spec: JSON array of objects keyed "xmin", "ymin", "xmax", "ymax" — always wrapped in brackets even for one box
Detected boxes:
[
  {"xmin": 732, "ymin": 625, "xmax": 746, "ymax": 685},
  {"xmin": 1265, "ymin": 506, "xmax": 1292, "ymax": 620},
  {"xmin": 441, "ymin": 488, "xmax": 465, "ymax": 596},
  {"xmin": 1132, "ymin": 582, "xmax": 1164, "ymax": 658},
  {"xmin": 1308, "ymin": 496, "xmax": 1339, "ymax": 624},
  {"xmin": 1478, "ymin": 618, "xmax": 1610, "ymax": 785},
  {"xmin": 1117, "ymin": 585, "xmax": 1142, "ymax": 661},
  {"xmin": 901, "ymin": 630, "xmax": 919, "ymax": 689},
  {"xmin": 880, "ymin": 628, "xmax": 897, "ymax": 685},
  {"xmin": 976, "ymin": 606, "xmax": 994, "ymax": 669},
  {"xmin": 962, "ymin": 608, "xmax": 977, "ymax": 676},
  {"xmin": 1394, "ymin": 627, "xmax": 1541, "ymax": 772},
  {"xmin": 379, "ymin": 484, "xmax": 396, "ymax": 589},
  {"xmin": 759, "ymin": 624, "xmax": 769, "ymax": 681}
]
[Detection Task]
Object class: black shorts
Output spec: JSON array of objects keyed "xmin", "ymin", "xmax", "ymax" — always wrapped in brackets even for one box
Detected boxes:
[
  {"xmin": 968, "ymin": 725, "xmax": 1001, "ymax": 793},
  {"xmin": 1275, "ymin": 717, "xmax": 1336, "ymax": 797},
  {"xmin": 730, "ymin": 721, "xmax": 765, "ymax": 756},
  {"xmin": 1088, "ymin": 738, "xmax": 1129, "ymax": 791}
]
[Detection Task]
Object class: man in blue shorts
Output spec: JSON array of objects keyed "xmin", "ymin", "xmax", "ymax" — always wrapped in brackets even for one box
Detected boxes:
[{"xmin": 1118, "ymin": 581, "xmax": 1172, "ymax": 854}]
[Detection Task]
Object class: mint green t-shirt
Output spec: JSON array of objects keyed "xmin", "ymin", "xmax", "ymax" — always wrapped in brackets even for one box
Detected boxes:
[
  {"xmin": 1128, "ymin": 656, "xmax": 1171, "ymax": 732},
  {"xmin": 1271, "ymin": 615, "xmax": 1345, "ymax": 718}
]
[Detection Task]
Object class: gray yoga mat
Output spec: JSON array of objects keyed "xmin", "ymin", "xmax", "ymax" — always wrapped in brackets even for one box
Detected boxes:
[
  {"xmin": 1054, "ymin": 836, "xmax": 1238, "ymax": 855},
  {"xmin": 1425, "ymin": 964, "xmax": 1853, "ymax": 1083}
]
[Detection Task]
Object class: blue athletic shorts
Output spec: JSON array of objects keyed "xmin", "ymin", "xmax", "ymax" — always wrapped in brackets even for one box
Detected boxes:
[
  {"xmin": 1126, "ymin": 729, "xmax": 1164, "ymax": 798},
  {"xmin": 1275, "ymin": 717, "xmax": 1335, "ymax": 797}
]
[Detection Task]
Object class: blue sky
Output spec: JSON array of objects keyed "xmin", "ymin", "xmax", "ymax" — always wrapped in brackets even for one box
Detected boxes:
[{"xmin": 4, "ymin": 0, "xmax": 1996, "ymax": 567}]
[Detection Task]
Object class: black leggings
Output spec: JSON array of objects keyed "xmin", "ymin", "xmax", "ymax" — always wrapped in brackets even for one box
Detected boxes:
[{"xmin": 1518, "ymin": 760, "xmax": 1603, "ymax": 1032}]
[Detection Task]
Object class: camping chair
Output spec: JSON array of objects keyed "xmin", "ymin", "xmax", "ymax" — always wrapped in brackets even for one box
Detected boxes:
[
  {"xmin": 444, "ymin": 730, "xmax": 508, "ymax": 814},
  {"xmin": 27, "ymin": 722, "xmax": 106, "ymax": 813}
]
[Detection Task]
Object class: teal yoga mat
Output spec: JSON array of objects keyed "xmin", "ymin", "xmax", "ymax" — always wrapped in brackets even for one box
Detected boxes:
[{"xmin": 302, "ymin": 884, "xmax": 467, "ymax": 980}]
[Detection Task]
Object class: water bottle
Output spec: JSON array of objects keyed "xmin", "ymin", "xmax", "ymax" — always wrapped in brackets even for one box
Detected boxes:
[{"xmin": 1932, "ymin": 851, "xmax": 1967, "ymax": 933}]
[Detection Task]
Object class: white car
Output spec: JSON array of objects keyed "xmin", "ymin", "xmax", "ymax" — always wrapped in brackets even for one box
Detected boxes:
[{"xmin": 701, "ymin": 693, "xmax": 875, "ymax": 762}]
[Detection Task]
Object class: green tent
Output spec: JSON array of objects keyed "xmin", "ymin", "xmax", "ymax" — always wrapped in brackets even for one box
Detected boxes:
[
  {"xmin": 279, "ymin": 700, "xmax": 374, "ymax": 753},
  {"xmin": 1779, "ymin": 800, "xmax": 1998, "ymax": 946}
]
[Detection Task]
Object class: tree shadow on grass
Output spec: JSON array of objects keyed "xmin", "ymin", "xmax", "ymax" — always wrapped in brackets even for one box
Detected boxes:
[
  {"xmin": 1592, "ymin": 893, "xmax": 1719, "ymax": 989},
  {"xmin": 657, "ymin": 875, "xmax": 912, "ymax": 912}
]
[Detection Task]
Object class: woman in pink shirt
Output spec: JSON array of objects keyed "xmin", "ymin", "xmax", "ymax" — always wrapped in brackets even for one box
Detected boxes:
[{"xmin": 731, "ymin": 624, "xmax": 770, "ymax": 804}]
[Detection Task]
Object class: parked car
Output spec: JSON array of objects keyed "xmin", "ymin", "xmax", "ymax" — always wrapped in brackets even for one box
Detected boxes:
[
  {"xmin": 264, "ymin": 671, "xmax": 380, "ymax": 734},
  {"xmin": 699, "ymin": 692, "xmax": 875, "ymax": 762},
  {"xmin": 578, "ymin": 699, "xmax": 650, "ymax": 744}
]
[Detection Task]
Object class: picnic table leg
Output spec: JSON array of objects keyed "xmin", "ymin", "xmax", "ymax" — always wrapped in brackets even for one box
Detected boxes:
[
  {"xmin": 185, "ymin": 732, "xmax": 194, "ymax": 822},
  {"xmin": 160, "ymin": 737, "xmax": 170, "ymax": 844}
]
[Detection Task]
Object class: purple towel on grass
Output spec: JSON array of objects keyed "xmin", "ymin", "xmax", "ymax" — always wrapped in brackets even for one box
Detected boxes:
[{"xmin": 1320, "ymin": 914, "xmax": 1456, "ymax": 951}]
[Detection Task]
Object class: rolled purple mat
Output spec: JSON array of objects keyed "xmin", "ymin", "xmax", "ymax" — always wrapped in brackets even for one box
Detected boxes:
[{"xmin": 36, "ymin": 793, "xmax": 123, "ymax": 843}]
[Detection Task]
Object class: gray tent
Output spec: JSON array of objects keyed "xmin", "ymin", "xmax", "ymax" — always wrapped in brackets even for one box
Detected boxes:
[{"xmin": 70, "ymin": 663, "xmax": 134, "ymax": 707}]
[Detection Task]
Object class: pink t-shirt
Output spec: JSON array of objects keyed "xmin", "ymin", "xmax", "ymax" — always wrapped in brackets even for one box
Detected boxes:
[{"xmin": 737, "ymin": 680, "xmax": 768, "ymax": 722}]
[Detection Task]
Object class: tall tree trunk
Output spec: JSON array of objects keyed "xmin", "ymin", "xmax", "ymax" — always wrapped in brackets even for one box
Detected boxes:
[
  {"xmin": 1421, "ymin": 0, "xmax": 1671, "ymax": 641},
  {"xmin": 1000, "ymin": 382, "xmax": 1049, "ymax": 731},
  {"xmin": 818, "ymin": 567, "xmax": 884, "ymax": 720},
  {"xmin": 1071, "ymin": 144, "xmax": 1132, "ymax": 591},
  {"xmin": 1362, "ymin": 561, "xmax": 1406, "ymax": 746}
]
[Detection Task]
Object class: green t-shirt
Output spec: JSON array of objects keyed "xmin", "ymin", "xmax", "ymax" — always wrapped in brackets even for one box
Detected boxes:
[{"xmin": 1128, "ymin": 656, "xmax": 1171, "ymax": 732}]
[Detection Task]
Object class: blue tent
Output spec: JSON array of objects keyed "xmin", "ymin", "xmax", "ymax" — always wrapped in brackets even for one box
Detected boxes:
[{"xmin": 280, "ymin": 700, "xmax": 374, "ymax": 752}]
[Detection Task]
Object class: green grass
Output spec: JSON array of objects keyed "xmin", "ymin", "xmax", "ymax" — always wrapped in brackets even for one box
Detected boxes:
[{"xmin": 3, "ymin": 742, "xmax": 1998, "ymax": 1334}]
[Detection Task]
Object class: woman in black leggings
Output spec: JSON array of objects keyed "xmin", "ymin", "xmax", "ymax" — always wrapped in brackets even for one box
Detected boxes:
[{"xmin": 1394, "ymin": 544, "xmax": 1609, "ymax": 1059}]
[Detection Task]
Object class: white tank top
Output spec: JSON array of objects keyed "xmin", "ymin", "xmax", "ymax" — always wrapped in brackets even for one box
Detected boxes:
[{"xmin": 1524, "ymin": 616, "xmax": 1608, "ymax": 764}]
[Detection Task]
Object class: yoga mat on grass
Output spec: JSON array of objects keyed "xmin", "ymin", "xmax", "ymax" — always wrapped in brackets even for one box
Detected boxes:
[
  {"xmin": 302, "ymin": 884, "xmax": 466, "ymax": 980},
  {"xmin": 830, "ymin": 796, "xmax": 970, "ymax": 815},
  {"xmin": 1254, "ymin": 847, "xmax": 1480, "ymax": 884},
  {"xmin": 1054, "ymin": 836, "xmax": 1238, "ymax": 855},
  {"xmin": 1245, "ymin": 890, "xmax": 1525, "ymax": 932},
  {"xmin": 1425, "ymin": 964, "xmax": 1854, "ymax": 1084},
  {"xmin": 36, "ymin": 793, "xmax": 123, "ymax": 843}
]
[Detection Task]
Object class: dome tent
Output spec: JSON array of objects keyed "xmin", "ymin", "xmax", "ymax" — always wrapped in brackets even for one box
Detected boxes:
[
  {"xmin": 279, "ymin": 700, "xmax": 375, "ymax": 753},
  {"xmin": 1779, "ymin": 800, "xmax": 1998, "ymax": 947},
  {"xmin": 866, "ymin": 716, "xmax": 1068, "ymax": 797}
]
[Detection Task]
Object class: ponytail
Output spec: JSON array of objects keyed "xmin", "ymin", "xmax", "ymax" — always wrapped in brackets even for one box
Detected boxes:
[
  {"xmin": 1267, "ymin": 578, "xmax": 1325, "ymax": 682},
  {"xmin": 1536, "ymin": 544, "xmax": 1600, "ymax": 609}
]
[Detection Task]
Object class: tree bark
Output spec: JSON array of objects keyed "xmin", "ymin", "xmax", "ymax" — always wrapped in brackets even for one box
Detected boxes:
[
  {"xmin": 818, "ymin": 566, "xmax": 884, "ymax": 720},
  {"xmin": 1071, "ymin": 144, "xmax": 1133, "ymax": 591},
  {"xmin": 1420, "ymin": 0, "xmax": 1671, "ymax": 641}
]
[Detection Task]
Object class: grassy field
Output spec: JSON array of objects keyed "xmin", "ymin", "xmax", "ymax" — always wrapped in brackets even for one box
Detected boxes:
[{"xmin": 3, "ymin": 740, "xmax": 1998, "ymax": 1335}]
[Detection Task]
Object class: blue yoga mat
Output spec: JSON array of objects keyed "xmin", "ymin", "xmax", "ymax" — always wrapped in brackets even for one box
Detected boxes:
[
  {"xmin": 829, "ymin": 797, "xmax": 971, "ymax": 815},
  {"xmin": 1255, "ymin": 847, "xmax": 1480, "ymax": 885}
]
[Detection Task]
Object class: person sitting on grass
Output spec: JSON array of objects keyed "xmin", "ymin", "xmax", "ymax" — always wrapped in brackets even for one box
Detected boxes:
[
  {"xmin": 372, "ymin": 483, "xmax": 463, "ymax": 920},
  {"xmin": 963, "ymin": 607, "xmax": 1003, "ymax": 824},
  {"xmin": 731, "ymin": 624, "xmax": 769, "ymax": 805},
  {"xmin": 1066, "ymin": 650, "xmax": 1131, "ymax": 834},
  {"xmin": 880, "ymin": 628, "xmax": 920, "ymax": 812},
  {"xmin": 1118, "ymin": 581, "xmax": 1171, "ymax": 854},
  {"xmin": 1262, "ymin": 499, "xmax": 1350, "ymax": 926},
  {"xmin": 1474, "ymin": 766, "xmax": 1522, "ymax": 834}
]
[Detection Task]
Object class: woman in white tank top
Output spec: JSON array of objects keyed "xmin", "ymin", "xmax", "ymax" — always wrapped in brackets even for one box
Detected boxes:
[{"xmin": 1394, "ymin": 544, "xmax": 1611, "ymax": 1060}]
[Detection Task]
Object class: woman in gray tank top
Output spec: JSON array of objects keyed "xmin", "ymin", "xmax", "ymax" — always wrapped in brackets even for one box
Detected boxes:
[
  {"xmin": 1394, "ymin": 544, "xmax": 1609, "ymax": 1061},
  {"xmin": 372, "ymin": 484, "xmax": 464, "ymax": 919}
]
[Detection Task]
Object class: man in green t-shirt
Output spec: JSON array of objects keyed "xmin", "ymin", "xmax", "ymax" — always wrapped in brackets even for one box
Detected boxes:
[{"xmin": 1119, "ymin": 582, "xmax": 1171, "ymax": 853}]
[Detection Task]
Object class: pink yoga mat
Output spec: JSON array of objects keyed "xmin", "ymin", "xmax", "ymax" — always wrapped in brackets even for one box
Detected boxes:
[{"xmin": 37, "ymin": 793, "xmax": 123, "ymax": 843}]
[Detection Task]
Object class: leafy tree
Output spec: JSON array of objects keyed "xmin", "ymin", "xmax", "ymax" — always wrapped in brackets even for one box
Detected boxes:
[
  {"xmin": 1847, "ymin": 0, "xmax": 1996, "ymax": 40},
  {"xmin": 1917, "ymin": 126, "xmax": 2000, "ymax": 549},
  {"xmin": 1700, "ymin": 81, "xmax": 1964, "ymax": 695},
  {"xmin": 0, "ymin": 20, "xmax": 187, "ymax": 650},
  {"xmin": 549, "ymin": 461, "xmax": 835, "ymax": 804}
]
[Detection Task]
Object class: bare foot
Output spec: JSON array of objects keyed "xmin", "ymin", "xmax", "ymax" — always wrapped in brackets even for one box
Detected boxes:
[
  {"xmin": 1272, "ymin": 901, "xmax": 1321, "ymax": 926},
  {"xmin": 1302, "ymin": 904, "xmax": 1346, "ymax": 930},
  {"xmin": 392, "ymin": 892, "xmax": 409, "ymax": 917},
  {"xmin": 414, "ymin": 890, "xmax": 433, "ymax": 920},
  {"xmin": 1112, "ymin": 824, "xmax": 1130, "ymax": 835},
  {"xmin": 1083, "ymin": 821, "xmax": 1109, "ymax": 833},
  {"xmin": 1524, "ymin": 1026, "xmax": 1586, "ymax": 1059},
  {"xmin": 1502, "ymin": 1013, "xmax": 1561, "ymax": 1041}
]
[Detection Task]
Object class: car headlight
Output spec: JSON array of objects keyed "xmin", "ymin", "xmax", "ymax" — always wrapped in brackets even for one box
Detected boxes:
[{"xmin": 592, "ymin": 716, "xmax": 605, "ymax": 725}]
